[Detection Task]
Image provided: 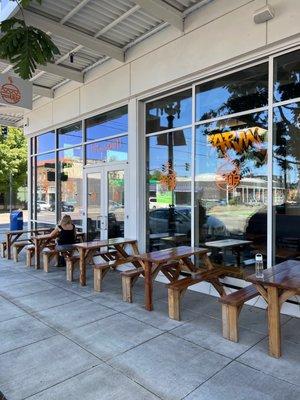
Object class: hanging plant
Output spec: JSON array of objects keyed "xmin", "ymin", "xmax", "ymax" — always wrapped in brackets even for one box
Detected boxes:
[{"xmin": 0, "ymin": 0, "xmax": 60, "ymax": 80}]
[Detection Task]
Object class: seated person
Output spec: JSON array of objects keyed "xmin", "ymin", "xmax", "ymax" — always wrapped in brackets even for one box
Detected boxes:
[{"xmin": 49, "ymin": 214, "xmax": 77, "ymax": 266}]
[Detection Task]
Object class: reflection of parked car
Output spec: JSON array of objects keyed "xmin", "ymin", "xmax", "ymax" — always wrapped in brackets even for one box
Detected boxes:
[
  {"xmin": 37, "ymin": 201, "xmax": 51, "ymax": 211},
  {"xmin": 61, "ymin": 202, "xmax": 75, "ymax": 212},
  {"xmin": 149, "ymin": 207, "xmax": 227, "ymax": 237}
]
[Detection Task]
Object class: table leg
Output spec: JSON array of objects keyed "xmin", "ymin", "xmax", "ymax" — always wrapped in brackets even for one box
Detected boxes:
[
  {"xmin": 34, "ymin": 239, "xmax": 41, "ymax": 269},
  {"xmin": 267, "ymin": 286, "xmax": 281, "ymax": 358},
  {"xmin": 144, "ymin": 260, "xmax": 153, "ymax": 311},
  {"xmin": 79, "ymin": 248, "xmax": 86, "ymax": 286},
  {"xmin": 6, "ymin": 234, "xmax": 11, "ymax": 259}
]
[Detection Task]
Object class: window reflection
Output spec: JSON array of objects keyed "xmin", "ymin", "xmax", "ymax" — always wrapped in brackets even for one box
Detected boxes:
[
  {"xmin": 86, "ymin": 136, "xmax": 128, "ymax": 164},
  {"xmin": 58, "ymin": 122, "xmax": 82, "ymax": 148},
  {"xmin": 196, "ymin": 63, "xmax": 268, "ymax": 121},
  {"xmin": 36, "ymin": 131, "xmax": 55, "ymax": 153},
  {"xmin": 274, "ymin": 50, "xmax": 300, "ymax": 102},
  {"xmin": 146, "ymin": 129, "xmax": 192, "ymax": 251},
  {"xmin": 146, "ymin": 89, "xmax": 192, "ymax": 134},
  {"xmin": 86, "ymin": 106, "xmax": 128, "ymax": 141},
  {"xmin": 273, "ymin": 102, "xmax": 300, "ymax": 262},
  {"xmin": 36, "ymin": 153, "xmax": 56, "ymax": 224},
  {"xmin": 58, "ymin": 147, "xmax": 83, "ymax": 227},
  {"xmin": 195, "ymin": 112, "xmax": 268, "ymax": 276}
]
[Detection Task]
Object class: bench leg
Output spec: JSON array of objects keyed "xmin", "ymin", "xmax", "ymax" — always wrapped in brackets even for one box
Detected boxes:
[
  {"xmin": 222, "ymin": 304, "xmax": 241, "ymax": 342},
  {"xmin": 13, "ymin": 246, "xmax": 18, "ymax": 263},
  {"xmin": 43, "ymin": 254, "xmax": 50, "ymax": 273},
  {"xmin": 66, "ymin": 259, "xmax": 74, "ymax": 282},
  {"xmin": 26, "ymin": 250, "xmax": 33, "ymax": 267},
  {"xmin": 168, "ymin": 288, "xmax": 187, "ymax": 321},
  {"xmin": 0, "ymin": 243, "xmax": 6, "ymax": 258},
  {"xmin": 122, "ymin": 275, "xmax": 139, "ymax": 303},
  {"xmin": 94, "ymin": 267, "xmax": 110, "ymax": 292}
]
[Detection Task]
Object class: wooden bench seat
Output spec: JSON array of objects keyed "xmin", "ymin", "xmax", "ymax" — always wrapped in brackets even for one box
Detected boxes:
[
  {"xmin": 219, "ymin": 284, "xmax": 259, "ymax": 342},
  {"xmin": 42, "ymin": 247, "xmax": 58, "ymax": 273},
  {"xmin": 94, "ymin": 261, "xmax": 117, "ymax": 292},
  {"xmin": 12, "ymin": 241, "xmax": 31, "ymax": 262},
  {"xmin": 166, "ymin": 269, "xmax": 226, "ymax": 321},
  {"xmin": 0, "ymin": 241, "xmax": 7, "ymax": 258}
]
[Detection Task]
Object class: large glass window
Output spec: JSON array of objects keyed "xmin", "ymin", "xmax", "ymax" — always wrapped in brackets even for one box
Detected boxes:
[
  {"xmin": 36, "ymin": 153, "xmax": 56, "ymax": 224},
  {"xmin": 58, "ymin": 122, "xmax": 82, "ymax": 148},
  {"xmin": 146, "ymin": 89, "xmax": 192, "ymax": 134},
  {"xmin": 146, "ymin": 129, "xmax": 192, "ymax": 251},
  {"xmin": 86, "ymin": 136, "xmax": 128, "ymax": 164},
  {"xmin": 58, "ymin": 147, "xmax": 83, "ymax": 227},
  {"xmin": 273, "ymin": 102, "xmax": 300, "ymax": 262},
  {"xmin": 195, "ymin": 112, "xmax": 268, "ymax": 276},
  {"xmin": 86, "ymin": 106, "xmax": 128, "ymax": 141},
  {"xmin": 274, "ymin": 49, "xmax": 300, "ymax": 103},
  {"xmin": 196, "ymin": 63, "xmax": 268, "ymax": 121}
]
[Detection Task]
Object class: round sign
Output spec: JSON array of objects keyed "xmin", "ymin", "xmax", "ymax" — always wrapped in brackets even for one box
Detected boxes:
[{"xmin": 0, "ymin": 77, "xmax": 21, "ymax": 104}]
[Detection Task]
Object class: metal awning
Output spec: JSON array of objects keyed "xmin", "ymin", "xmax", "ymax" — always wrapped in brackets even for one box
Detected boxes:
[{"xmin": 0, "ymin": 0, "xmax": 213, "ymax": 126}]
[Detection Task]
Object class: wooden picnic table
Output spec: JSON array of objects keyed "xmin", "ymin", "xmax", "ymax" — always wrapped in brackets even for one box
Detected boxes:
[
  {"xmin": 74, "ymin": 237, "xmax": 140, "ymax": 286},
  {"xmin": 31, "ymin": 232, "xmax": 85, "ymax": 270},
  {"xmin": 246, "ymin": 260, "xmax": 300, "ymax": 358},
  {"xmin": 205, "ymin": 239, "xmax": 252, "ymax": 267},
  {"xmin": 135, "ymin": 246, "xmax": 224, "ymax": 311},
  {"xmin": 4, "ymin": 227, "xmax": 52, "ymax": 260}
]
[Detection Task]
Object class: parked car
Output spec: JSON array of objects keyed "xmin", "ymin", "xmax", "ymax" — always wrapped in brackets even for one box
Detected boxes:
[
  {"xmin": 149, "ymin": 207, "xmax": 227, "ymax": 237},
  {"xmin": 37, "ymin": 201, "xmax": 51, "ymax": 211},
  {"xmin": 61, "ymin": 201, "xmax": 75, "ymax": 212}
]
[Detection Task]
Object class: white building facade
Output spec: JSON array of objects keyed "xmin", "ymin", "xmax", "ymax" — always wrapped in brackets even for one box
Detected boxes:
[{"xmin": 6, "ymin": 0, "xmax": 300, "ymax": 314}]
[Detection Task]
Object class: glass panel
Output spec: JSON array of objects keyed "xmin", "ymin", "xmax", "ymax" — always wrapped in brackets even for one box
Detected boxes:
[
  {"xmin": 274, "ymin": 49, "xmax": 300, "ymax": 102},
  {"xmin": 195, "ymin": 112, "xmax": 268, "ymax": 275},
  {"xmin": 86, "ymin": 106, "xmax": 128, "ymax": 141},
  {"xmin": 58, "ymin": 147, "xmax": 83, "ymax": 227},
  {"xmin": 107, "ymin": 170, "xmax": 125, "ymax": 239},
  {"xmin": 36, "ymin": 131, "xmax": 55, "ymax": 153},
  {"xmin": 31, "ymin": 157, "xmax": 36, "ymax": 220},
  {"xmin": 146, "ymin": 128, "xmax": 192, "ymax": 251},
  {"xmin": 58, "ymin": 122, "xmax": 82, "ymax": 148},
  {"xmin": 86, "ymin": 136, "xmax": 128, "ymax": 164},
  {"xmin": 36, "ymin": 152, "xmax": 56, "ymax": 223},
  {"xmin": 146, "ymin": 89, "xmax": 192, "ymax": 134},
  {"xmin": 273, "ymin": 102, "xmax": 300, "ymax": 262},
  {"xmin": 87, "ymin": 172, "xmax": 101, "ymax": 241},
  {"xmin": 196, "ymin": 63, "xmax": 268, "ymax": 121}
]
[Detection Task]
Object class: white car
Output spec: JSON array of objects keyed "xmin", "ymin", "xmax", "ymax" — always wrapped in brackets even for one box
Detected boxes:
[{"xmin": 37, "ymin": 201, "xmax": 51, "ymax": 211}]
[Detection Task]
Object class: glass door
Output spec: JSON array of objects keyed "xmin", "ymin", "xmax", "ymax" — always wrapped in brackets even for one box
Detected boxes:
[{"xmin": 83, "ymin": 164, "xmax": 128, "ymax": 241}]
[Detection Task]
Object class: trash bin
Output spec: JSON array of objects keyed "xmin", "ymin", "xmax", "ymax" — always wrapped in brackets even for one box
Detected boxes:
[{"xmin": 10, "ymin": 210, "xmax": 23, "ymax": 231}]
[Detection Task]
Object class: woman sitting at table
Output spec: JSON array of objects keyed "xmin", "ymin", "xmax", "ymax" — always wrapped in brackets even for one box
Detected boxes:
[{"xmin": 50, "ymin": 214, "xmax": 77, "ymax": 267}]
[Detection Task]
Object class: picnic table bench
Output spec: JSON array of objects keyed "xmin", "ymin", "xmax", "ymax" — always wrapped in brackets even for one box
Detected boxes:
[
  {"xmin": 246, "ymin": 259, "xmax": 300, "ymax": 358},
  {"xmin": 135, "ymin": 246, "xmax": 226, "ymax": 312}
]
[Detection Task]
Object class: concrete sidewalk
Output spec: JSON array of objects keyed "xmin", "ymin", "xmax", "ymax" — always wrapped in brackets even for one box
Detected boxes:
[{"xmin": 0, "ymin": 255, "xmax": 299, "ymax": 400}]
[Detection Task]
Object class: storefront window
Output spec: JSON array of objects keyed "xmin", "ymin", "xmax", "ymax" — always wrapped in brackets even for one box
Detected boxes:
[
  {"xmin": 58, "ymin": 122, "xmax": 82, "ymax": 148},
  {"xmin": 146, "ymin": 129, "xmax": 192, "ymax": 251},
  {"xmin": 86, "ymin": 106, "xmax": 128, "ymax": 141},
  {"xmin": 273, "ymin": 102, "xmax": 300, "ymax": 262},
  {"xmin": 146, "ymin": 89, "xmax": 192, "ymax": 134},
  {"xmin": 36, "ymin": 152, "xmax": 56, "ymax": 224},
  {"xmin": 194, "ymin": 112, "xmax": 268, "ymax": 275},
  {"xmin": 196, "ymin": 63, "xmax": 268, "ymax": 121},
  {"xmin": 86, "ymin": 136, "xmax": 128, "ymax": 164},
  {"xmin": 273, "ymin": 50, "xmax": 300, "ymax": 103},
  {"xmin": 36, "ymin": 131, "xmax": 55, "ymax": 153},
  {"xmin": 58, "ymin": 147, "xmax": 83, "ymax": 227}
]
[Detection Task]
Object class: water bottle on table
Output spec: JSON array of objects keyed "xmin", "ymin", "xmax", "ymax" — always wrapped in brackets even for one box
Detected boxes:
[{"xmin": 255, "ymin": 253, "xmax": 264, "ymax": 278}]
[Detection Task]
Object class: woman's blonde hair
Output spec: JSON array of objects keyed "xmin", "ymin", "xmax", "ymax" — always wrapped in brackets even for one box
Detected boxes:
[{"xmin": 60, "ymin": 214, "xmax": 72, "ymax": 226}]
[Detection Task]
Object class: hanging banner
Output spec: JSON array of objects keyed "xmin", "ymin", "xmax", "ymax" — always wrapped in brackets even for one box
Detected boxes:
[{"xmin": 0, "ymin": 73, "xmax": 32, "ymax": 110}]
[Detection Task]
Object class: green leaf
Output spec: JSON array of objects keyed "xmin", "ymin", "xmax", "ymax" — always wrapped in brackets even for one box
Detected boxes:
[{"xmin": 0, "ymin": 18, "xmax": 60, "ymax": 80}]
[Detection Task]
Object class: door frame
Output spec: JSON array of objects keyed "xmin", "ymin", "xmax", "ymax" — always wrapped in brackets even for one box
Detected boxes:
[{"xmin": 83, "ymin": 162, "xmax": 129, "ymax": 239}]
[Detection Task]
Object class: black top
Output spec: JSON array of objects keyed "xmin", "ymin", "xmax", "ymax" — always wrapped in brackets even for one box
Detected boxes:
[{"xmin": 57, "ymin": 224, "xmax": 76, "ymax": 245}]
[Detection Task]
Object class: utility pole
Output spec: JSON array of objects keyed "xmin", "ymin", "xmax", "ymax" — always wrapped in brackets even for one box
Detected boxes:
[{"xmin": 9, "ymin": 172, "xmax": 13, "ymax": 213}]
